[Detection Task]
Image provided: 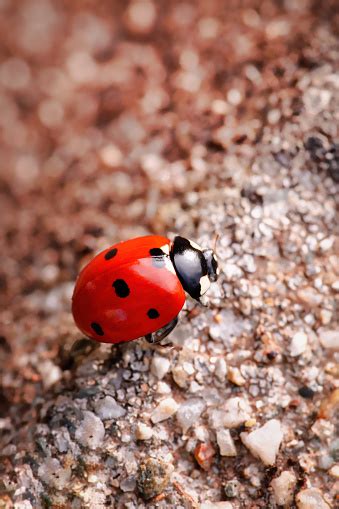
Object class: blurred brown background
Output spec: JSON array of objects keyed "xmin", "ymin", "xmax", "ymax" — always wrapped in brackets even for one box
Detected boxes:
[{"xmin": 0, "ymin": 1, "xmax": 338, "ymax": 508}]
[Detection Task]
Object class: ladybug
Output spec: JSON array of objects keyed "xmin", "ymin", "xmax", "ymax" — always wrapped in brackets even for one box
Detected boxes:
[{"xmin": 72, "ymin": 235, "xmax": 218, "ymax": 345}]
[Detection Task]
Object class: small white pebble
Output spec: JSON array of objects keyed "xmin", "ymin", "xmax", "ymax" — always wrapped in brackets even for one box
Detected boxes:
[
  {"xmin": 38, "ymin": 458, "xmax": 71, "ymax": 490},
  {"xmin": 176, "ymin": 398, "xmax": 205, "ymax": 433},
  {"xmin": 151, "ymin": 397, "xmax": 179, "ymax": 424},
  {"xmin": 37, "ymin": 360, "xmax": 62, "ymax": 389},
  {"xmin": 241, "ymin": 419, "xmax": 283, "ymax": 466},
  {"xmin": 210, "ymin": 397, "xmax": 252, "ymax": 429},
  {"xmin": 94, "ymin": 396, "xmax": 126, "ymax": 420},
  {"xmin": 136, "ymin": 422, "xmax": 153, "ymax": 441},
  {"xmin": 151, "ymin": 356, "xmax": 171, "ymax": 379},
  {"xmin": 318, "ymin": 329, "xmax": 339, "ymax": 351},
  {"xmin": 227, "ymin": 88, "xmax": 242, "ymax": 105},
  {"xmin": 296, "ymin": 488, "xmax": 331, "ymax": 509},
  {"xmin": 227, "ymin": 366, "xmax": 246, "ymax": 386},
  {"xmin": 75, "ymin": 411, "xmax": 105, "ymax": 449},
  {"xmin": 156, "ymin": 381, "xmax": 172, "ymax": 394},
  {"xmin": 320, "ymin": 309, "xmax": 332, "ymax": 325},
  {"xmin": 214, "ymin": 358, "xmax": 227, "ymax": 381},
  {"xmin": 328, "ymin": 464, "xmax": 339, "ymax": 478},
  {"xmin": 271, "ymin": 470, "xmax": 297, "ymax": 506},
  {"xmin": 319, "ymin": 237, "xmax": 334, "ymax": 252},
  {"xmin": 216, "ymin": 429, "xmax": 237, "ymax": 456},
  {"xmin": 290, "ymin": 332, "xmax": 308, "ymax": 357},
  {"xmin": 99, "ymin": 144, "xmax": 123, "ymax": 167}
]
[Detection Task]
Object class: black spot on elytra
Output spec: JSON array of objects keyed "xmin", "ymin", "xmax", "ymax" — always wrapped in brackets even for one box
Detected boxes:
[
  {"xmin": 149, "ymin": 247, "xmax": 166, "ymax": 268},
  {"xmin": 104, "ymin": 248, "xmax": 118, "ymax": 260},
  {"xmin": 150, "ymin": 248, "xmax": 163, "ymax": 257},
  {"xmin": 147, "ymin": 308, "xmax": 160, "ymax": 319},
  {"xmin": 112, "ymin": 279, "xmax": 130, "ymax": 298},
  {"xmin": 91, "ymin": 322, "xmax": 104, "ymax": 336}
]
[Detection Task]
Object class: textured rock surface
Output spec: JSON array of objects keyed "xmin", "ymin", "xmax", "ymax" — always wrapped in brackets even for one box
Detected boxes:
[{"xmin": 0, "ymin": 0, "xmax": 338, "ymax": 508}]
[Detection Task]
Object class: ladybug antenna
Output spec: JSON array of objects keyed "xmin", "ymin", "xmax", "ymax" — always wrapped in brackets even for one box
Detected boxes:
[{"xmin": 213, "ymin": 233, "xmax": 220, "ymax": 254}]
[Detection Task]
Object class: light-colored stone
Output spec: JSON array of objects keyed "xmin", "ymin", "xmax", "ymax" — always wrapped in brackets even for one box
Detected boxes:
[
  {"xmin": 94, "ymin": 396, "xmax": 126, "ymax": 420},
  {"xmin": 151, "ymin": 397, "xmax": 179, "ymax": 423},
  {"xmin": 172, "ymin": 365, "xmax": 190, "ymax": 388},
  {"xmin": 227, "ymin": 366, "xmax": 246, "ymax": 386},
  {"xmin": 211, "ymin": 397, "xmax": 252, "ymax": 429},
  {"xmin": 38, "ymin": 458, "xmax": 71, "ymax": 489},
  {"xmin": 241, "ymin": 419, "xmax": 283, "ymax": 466},
  {"xmin": 318, "ymin": 329, "xmax": 339, "ymax": 351},
  {"xmin": 216, "ymin": 429, "xmax": 237, "ymax": 456},
  {"xmin": 136, "ymin": 422, "xmax": 153, "ymax": 440},
  {"xmin": 328, "ymin": 464, "xmax": 339, "ymax": 478},
  {"xmin": 75, "ymin": 411, "xmax": 105, "ymax": 449},
  {"xmin": 296, "ymin": 488, "xmax": 331, "ymax": 509},
  {"xmin": 151, "ymin": 356, "xmax": 171, "ymax": 379},
  {"xmin": 176, "ymin": 398, "xmax": 206, "ymax": 433},
  {"xmin": 215, "ymin": 358, "xmax": 227, "ymax": 381},
  {"xmin": 37, "ymin": 360, "xmax": 62, "ymax": 389},
  {"xmin": 271, "ymin": 470, "xmax": 297, "ymax": 506},
  {"xmin": 290, "ymin": 332, "xmax": 308, "ymax": 357}
]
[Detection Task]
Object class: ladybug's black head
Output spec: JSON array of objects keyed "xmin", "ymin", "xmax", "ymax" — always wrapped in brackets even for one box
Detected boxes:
[{"xmin": 170, "ymin": 236, "xmax": 219, "ymax": 301}]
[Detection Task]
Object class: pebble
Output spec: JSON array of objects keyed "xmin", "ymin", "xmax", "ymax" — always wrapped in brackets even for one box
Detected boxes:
[
  {"xmin": 120, "ymin": 475, "xmax": 136, "ymax": 492},
  {"xmin": 94, "ymin": 396, "xmax": 126, "ymax": 420},
  {"xmin": 37, "ymin": 360, "xmax": 62, "ymax": 389},
  {"xmin": 172, "ymin": 365, "xmax": 190, "ymax": 388},
  {"xmin": 318, "ymin": 329, "xmax": 339, "ymax": 351},
  {"xmin": 37, "ymin": 458, "xmax": 71, "ymax": 489},
  {"xmin": 99, "ymin": 144, "xmax": 123, "ymax": 167},
  {"xmin": 227, "ymin": 366, "xmax": 246, "ymax": 386},
  {"xmin": 75, "ymin": 411, "xmax": 105, "ymax": 449},
  {"xmin": 328, "ymin": 464, "xmax": 339, "ymax": 478},
  {"xmin": 215, "ymin": 358, "xmax": 227, "ymax": 381},
  {"xmin": 176, "ymin": 398, "xmax": 206, "ymax": 433},
  {"xmin": 296, "ymin": 488, "xmax": 331, "ymax": 509},
  {"xmin": 151, "ymin": 356, "xmax": 171, "ymax": 379},
  {"xmin": 224, "ymin": 480, "xmax": 240, "ymax": 499},
  {"xmin": 151, "ymin": 397, "xmax": 179, "ymax": 423},
  {"xmin": 320, "ymin": 309, "xmax": 332, "ymax": 325},
  {"xmin": 137, "ymin": 458, "xmax": 170, "ymax": 500},
  {"xmin": 290, "ymin": 332, "xmax": 308, "ymax": 357},
  {"xmin": 297, "ymin": 287, "xmax": 323, "ymax": 307},
  {"xmin": 319, "ymin": 236, "xmax": 334, "ymax": 252},
  {"xmin": 156, "ymin": 381, "xmax": 172, "ymax": 394},
  {"xmin": 194, "ymin": 442, "xmax": 216, "ymax": 470},
  {"xmin": 136, "ymin": 422, "xmax": 153, "ymax": 441},
  {"xmin": 241, "ymin": 419, "xmax": 283, "ymax": 466},
  {"xmin": 216, "ymin": 429, "xmax": 237, "ymax": 456},
  {"xmin": 271, "ymin": 470, "xmax": 297, "ymax": 506},
  {"xmin": 210, "ymin": 397, "xmax": 252, "ymax": 429}
]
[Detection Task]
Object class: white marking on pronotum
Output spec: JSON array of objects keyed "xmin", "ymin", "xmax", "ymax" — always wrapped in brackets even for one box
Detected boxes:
[
  {"xmin": 188, "ymin": 239, "xmax": 203, "ymax": 251},
  {"xmin": 165, "ymin": 258, "xmax": 176, "ymax": 275},
  {"xmin": 160, "ymin": 243, "xmax": 170, "ymax": 255},
  {"xmin": 199, "ymin": 274, "xmax": 210, "ymax": 295}
]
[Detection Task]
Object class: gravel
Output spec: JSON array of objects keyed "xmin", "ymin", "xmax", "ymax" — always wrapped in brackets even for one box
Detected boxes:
[
  {"xmin": 240, "ymin": 419, "xmax": 284, "ymax": 466},
  {"xmin": 0, "ymin": 0, "xmax": 338, "ymax": 507}
]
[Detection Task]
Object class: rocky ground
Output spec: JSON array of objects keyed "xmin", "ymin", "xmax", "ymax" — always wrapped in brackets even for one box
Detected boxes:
[{"xmin": 0, "ymin": 0, "xmax": 338, "ymax": 508}]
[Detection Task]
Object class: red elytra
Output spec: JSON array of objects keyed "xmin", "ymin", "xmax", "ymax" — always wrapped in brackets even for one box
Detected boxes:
[{"xmin": 72, "ymin": 235, "xmax": 186, "ymax": 344}]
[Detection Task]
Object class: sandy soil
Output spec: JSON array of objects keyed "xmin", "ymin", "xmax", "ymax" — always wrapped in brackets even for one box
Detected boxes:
[{"xmin": 0, "ymin": 1, "xmax": 338, "ymax": 508}]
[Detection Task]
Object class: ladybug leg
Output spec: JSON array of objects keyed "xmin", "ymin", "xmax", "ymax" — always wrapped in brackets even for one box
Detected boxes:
[{"xmin": 145, "ymin": 316, "xmax": 178, "ymax": 345}]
